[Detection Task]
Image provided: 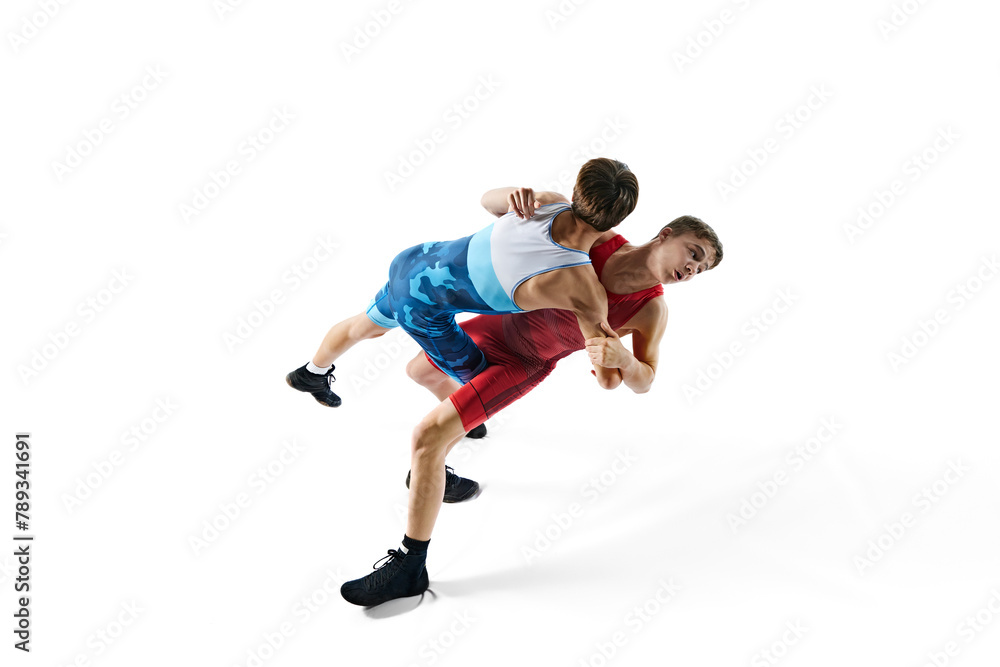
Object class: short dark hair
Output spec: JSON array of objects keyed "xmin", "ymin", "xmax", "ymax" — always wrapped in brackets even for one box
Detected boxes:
[
  {"xmin": 662, "ymin": 215, "xmax": 723, "ymax": 268},
  {"xmin": 571, "ymin": 158, "xmax": 638, "ymax": 232}
]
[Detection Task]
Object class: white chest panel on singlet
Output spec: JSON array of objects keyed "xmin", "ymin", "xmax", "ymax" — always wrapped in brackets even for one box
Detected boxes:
[{"xmin": 488, "ymin": 203, "xmax": 592, "ymax": 304}]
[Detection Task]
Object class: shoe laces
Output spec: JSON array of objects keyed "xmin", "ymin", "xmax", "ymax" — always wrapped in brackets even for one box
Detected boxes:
[
  {"xmin": 324, "ymin": 366, "xmax": 336, "ymax": 388},
  {"xmin": 444, "ymin": 466, "xmax": 458, "ymax": 491},
  {"xmin": 370, "ymin": 548, "xmax": 404, "ymax": 587}
]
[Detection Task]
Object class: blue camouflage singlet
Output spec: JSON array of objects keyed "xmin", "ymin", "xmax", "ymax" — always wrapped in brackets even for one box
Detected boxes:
[{"xmin": 365, "ymin": 203, "xmax": 591, "ymax": 384}]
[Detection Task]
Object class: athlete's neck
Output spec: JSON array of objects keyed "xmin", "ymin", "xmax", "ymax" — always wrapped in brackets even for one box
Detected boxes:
[
  {"xmin": 550, "ymin": 211, "xmax": 604, "ymax": 252},
  {"xmin": 600, "ymin": 242, "xmax": 661, "ymax": 294}
]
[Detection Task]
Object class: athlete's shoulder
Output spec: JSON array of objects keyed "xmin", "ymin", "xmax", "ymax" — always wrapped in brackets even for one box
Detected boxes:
[
  {"xmin": 532, "ymin": 201, "xmax": 572, "ymax": 221},
  {"xmin": 493, "ymin": 201, "xmax": 569, "ymax": 228},
  {"xmin": 536, "ymin": 263, "xmax": 602, "ymax": 292},
  {"xmin": 517, "ymin": 263, "xmax": 603, "ymax": 312},
  {"xmin": 625, "ymin": 295, "xmax": 668, "ymax": 333}
]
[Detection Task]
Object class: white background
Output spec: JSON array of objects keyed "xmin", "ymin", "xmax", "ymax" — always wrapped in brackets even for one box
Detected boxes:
[{"xmin": 2, "ymin": 0, "xmax": 999, "ymax": 665}]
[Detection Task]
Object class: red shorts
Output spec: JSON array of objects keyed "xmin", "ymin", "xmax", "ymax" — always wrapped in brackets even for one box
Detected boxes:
[{"xmin": 425, "ymin": 315, "xmax": 558, "ymax": 431}]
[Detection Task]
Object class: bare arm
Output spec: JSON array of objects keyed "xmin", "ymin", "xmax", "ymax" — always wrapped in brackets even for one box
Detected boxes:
[
  {"xmin": 569, "ymin": 275, "xmax": 617, "ymax": 390},
  {"xmin": 480, "ymin": 187, "xmax": 570, "ymax": 218},
  {"xmin": 585, "ymin": 298, "xmax": 668, "ymax": 394},
  {"xmin": 569, "ymin": 272, "xmax": 610, "ymax": 342},
  {"xmin": 591, "ymin": 351, "xmax": 624, "ymax": 390},
  {"xmin": 511, "ymin": 264, "xmax": 614, "ymax": 386}
]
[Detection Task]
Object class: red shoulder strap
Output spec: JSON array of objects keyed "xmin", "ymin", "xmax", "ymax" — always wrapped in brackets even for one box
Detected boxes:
[{"xmin": 590, "ymin": 235, "xmax": 628, "ymax": 279}]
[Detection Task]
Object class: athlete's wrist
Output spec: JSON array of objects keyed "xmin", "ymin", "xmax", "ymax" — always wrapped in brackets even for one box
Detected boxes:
[{"xmin": 618, "ymin": 351, "xmax": 639, "ymax": 374}]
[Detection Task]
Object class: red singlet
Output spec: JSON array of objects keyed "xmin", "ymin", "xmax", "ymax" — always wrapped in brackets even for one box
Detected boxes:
[{"xmin": 429, "ymin": 235, "xmax": 664, "ymax": 431}]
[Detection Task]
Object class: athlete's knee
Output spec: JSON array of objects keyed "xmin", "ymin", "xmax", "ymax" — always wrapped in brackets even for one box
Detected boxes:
[
  {"xmin": 406, "ymin": 353, "xmax": 440, "ymax": 386},
  {"xmin": 411, "ymin": 418, "xmax": 448, "ymax": 458},
  {"xmin": 405, "ymin": 354, "xmax": 424, "ymax": 381}
]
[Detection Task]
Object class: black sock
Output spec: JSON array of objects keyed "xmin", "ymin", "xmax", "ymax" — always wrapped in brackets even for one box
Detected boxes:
[{"xmin": 402, "ymin": 534, "xmax": 430, "ymax": 555}]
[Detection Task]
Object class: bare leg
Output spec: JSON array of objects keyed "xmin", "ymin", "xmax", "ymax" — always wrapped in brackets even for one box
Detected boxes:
[
  {"xmin": 406, "ymin": 400, "xmax": 468, "ymax": 540},
  {"xmin": 405, "ymin": 352, "xmax": 461, "ymax": 401},
  {"xmin": 312, "ymin": 312, "xmax": 390, "ymax": 367}
]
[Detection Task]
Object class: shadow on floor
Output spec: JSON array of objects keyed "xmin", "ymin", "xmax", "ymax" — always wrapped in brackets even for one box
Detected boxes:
[{"xmin": 363, "ymin": 589, "xmax": 437, "ymax": 619}]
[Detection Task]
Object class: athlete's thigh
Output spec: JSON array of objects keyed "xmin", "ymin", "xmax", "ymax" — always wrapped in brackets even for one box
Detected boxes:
[
  {"xmin": 403, "ymin": 310, "xmax": 487, "ymax": 384},
  {"xmin": 365, "ymin": 282, "xmax": 399, "ymax": 329}
]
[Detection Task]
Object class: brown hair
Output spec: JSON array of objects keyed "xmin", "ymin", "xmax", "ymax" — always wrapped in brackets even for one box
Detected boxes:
[
  {"xmin": 571, "ymin": 158, "xmax": 638, "ymax": 232},
  {"xmin": 662, "ymin": 215, "xmax": 724, "ymax": 268}
]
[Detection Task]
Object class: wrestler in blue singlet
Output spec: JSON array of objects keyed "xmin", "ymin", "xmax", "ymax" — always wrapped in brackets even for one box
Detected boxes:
[{"xmin": 365, "ymin": 203, "xmax": 591, "ymax": 384}]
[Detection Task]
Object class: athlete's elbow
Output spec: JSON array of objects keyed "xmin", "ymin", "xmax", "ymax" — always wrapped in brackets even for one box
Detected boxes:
[
  {"xmin": 480, "ymin": 192, "xmax": 504, "ymax": 217},
  {"xmin": 597, "ymin": 374, "xmax": 622, "ymax": 391},
  {"xmin": 630, "ymin": 374, "xmax": 655, "ymax": 394}
]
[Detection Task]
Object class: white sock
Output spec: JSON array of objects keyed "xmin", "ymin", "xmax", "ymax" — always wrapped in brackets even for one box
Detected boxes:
[{"xmin": 306, "ymin": 361, "xmax": 331, "ymax": 375}]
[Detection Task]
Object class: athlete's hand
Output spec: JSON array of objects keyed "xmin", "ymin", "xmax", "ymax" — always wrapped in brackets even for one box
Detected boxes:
[
  {"xmin": 585, "ymin": 322, "xmax": 629, "ymax": 368},
  {"xmin": 507, "ymin": 187, "xmax": 540, "ymax": 219}
]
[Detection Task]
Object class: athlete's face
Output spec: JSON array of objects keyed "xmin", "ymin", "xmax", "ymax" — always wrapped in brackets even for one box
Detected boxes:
[{"xmin": 653, "ymin": 230, "xmax": 716, "ymax": 284}]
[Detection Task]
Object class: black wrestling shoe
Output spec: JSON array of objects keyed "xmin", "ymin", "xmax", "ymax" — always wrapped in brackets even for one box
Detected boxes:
[
  {"xmin": 466, "ymin": 423, "xmax": 487, "ymax": 439},
  {"xmin": 285, "ymin": 364, "xmax": 341, "ymax": 407},
  {"xmin": 405, "ymin": 465, "xmax": 481, "ymax": 503},
  {"xmin": 340, "ymin": 548, "xmax": 429, "ymax": 607}
]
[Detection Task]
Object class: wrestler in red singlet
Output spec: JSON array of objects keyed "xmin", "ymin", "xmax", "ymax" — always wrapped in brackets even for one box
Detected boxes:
[{"xmin": 425, "ymin": 235, "xmax": 664, "ymax": 431}]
